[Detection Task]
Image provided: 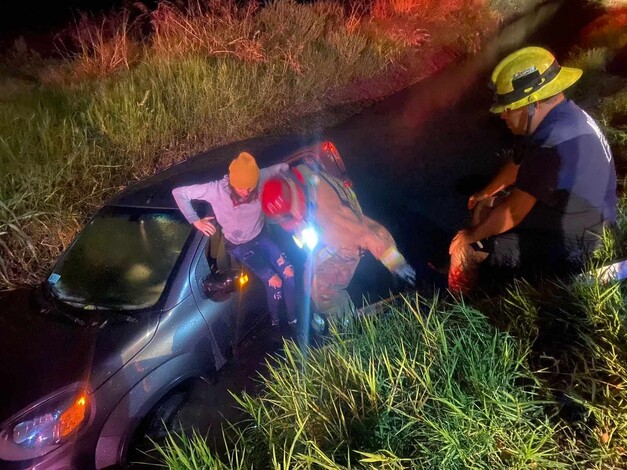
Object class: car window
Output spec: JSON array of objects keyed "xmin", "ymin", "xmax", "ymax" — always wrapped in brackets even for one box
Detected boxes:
[{"xmin": 48, "ymin": 207, "xmax": 193, "ymax": 310}]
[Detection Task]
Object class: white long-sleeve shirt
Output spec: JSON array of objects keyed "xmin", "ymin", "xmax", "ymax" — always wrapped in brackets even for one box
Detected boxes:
[{"xmin": 172, "ymin": 163, "xmax": 287, "ymax": 245}]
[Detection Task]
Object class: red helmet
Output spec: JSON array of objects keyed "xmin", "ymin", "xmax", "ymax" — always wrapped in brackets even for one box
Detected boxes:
[{"xmin": 261, "ymin": 173, "xmax": 306, "ymax": 230}]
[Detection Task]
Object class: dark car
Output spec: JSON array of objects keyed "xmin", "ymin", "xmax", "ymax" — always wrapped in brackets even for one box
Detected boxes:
[{"xmin": 0, "ymin": 140, "xmax": 348, "ymax": 469}]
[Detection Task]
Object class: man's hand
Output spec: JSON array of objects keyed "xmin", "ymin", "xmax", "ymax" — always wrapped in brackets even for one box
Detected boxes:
[
  {"xmin": 468, "ymin": 192, "xmax": 490, "ymax": 211},
  {"xmin": 449, "ymin": 229, "xmax": 475, "ymax": 256},
  {"xmin": 193, "ymin": 217, "xmax": 217, "ymax": 236}
]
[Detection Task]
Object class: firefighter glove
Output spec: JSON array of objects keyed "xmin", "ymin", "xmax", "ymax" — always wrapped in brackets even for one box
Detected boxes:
[
  {"xmin": 395, "ymin": 262, "xmax": 416, "ymax": 286},
  {"xmin": 380, "ymin": 247, "xmax": 416, "ymax": 286}
]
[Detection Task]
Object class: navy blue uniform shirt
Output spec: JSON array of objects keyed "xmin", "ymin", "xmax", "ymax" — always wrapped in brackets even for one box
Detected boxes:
[{"xmin": 514, "ymin": 99, "xmax": 617, "ymax": 240}]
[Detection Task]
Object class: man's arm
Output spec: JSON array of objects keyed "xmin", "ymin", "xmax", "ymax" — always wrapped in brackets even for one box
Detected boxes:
[
  {"xmin": 469, "ymin": 158, "xmax": 520, "ymax": 209},
  {"xmin": 450, "ymin": 188, "xmax": 536, "ymax": 254},
  {"xmin": 315, "ymin": 178, "xmax": 416, "ymax": 284},
  {"xmin": 360, "ymin": 216, "xmax": 416, "ymax": 285},
  {"xmin": 260, "ymin": 163, "xmax": 289, "ymax": 180},
  {"xmin": 172, "ymin": 182, "xmax": 218, "ymax": 223}
]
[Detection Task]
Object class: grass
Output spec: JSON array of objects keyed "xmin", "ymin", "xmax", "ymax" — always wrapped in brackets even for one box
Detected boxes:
[
  {"xmin": 153, "ymin": 230, "xmax": 627, "ymax": 469},
  {"xmin": 474, "ymin": 251, "xmax": 627, "ymax": 467},
  {"xmin": 565, "ymin": 38, "xmax": 627, "ymax": 179},
  {"xmin": 156, "ymin": 296, "xmax": 568, "ymax": 469}
]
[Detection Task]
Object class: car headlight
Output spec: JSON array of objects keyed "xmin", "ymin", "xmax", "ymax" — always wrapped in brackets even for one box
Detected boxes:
[{"xmin": 0, "ymin": 386, "xmax": 91, "ymax": 461}]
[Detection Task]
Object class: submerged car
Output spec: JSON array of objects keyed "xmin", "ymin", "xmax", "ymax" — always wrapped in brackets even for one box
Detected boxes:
[{"xmin": 0, "ymin": 139, "xmax": 348, "ymax": 469}]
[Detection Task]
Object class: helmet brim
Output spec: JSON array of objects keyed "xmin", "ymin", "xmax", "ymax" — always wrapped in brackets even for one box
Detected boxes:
[{"xmin": 490, "ymin": 66, "xmax": 583, "ymax": 113}]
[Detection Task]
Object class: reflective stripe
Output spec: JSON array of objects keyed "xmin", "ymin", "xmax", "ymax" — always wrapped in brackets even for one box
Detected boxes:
[{"xmin": 494, "ymin": 61, "xmax": 561, "ymax": 107}]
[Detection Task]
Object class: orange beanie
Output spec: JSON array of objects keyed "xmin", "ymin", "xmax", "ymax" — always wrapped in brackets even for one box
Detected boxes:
[{"xmin": 229, "ymin": 152, "xmax": 260, "ymax": 190}]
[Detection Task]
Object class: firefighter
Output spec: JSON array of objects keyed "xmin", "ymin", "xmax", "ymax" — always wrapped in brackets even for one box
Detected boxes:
[
  {"xmin": 260, "ymin": 162, "xmax": 416, "ymax": 320},
  {"xmin": 448, "ymin": 46, "xmax": 617, "ymax": 293}
]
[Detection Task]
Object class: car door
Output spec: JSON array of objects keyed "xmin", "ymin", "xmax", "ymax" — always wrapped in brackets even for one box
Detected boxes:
[
  {"xmin": 188, "ymin": 230, "xmax": 235, "ymax": 372},
  {"xmin": 189, "ymin": 227, "xmax": 266, "ymax": 361}
]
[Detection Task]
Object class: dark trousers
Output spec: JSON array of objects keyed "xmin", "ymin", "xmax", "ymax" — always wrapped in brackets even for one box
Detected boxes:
[
  {"xmin": 477, "ymin": 229, "xmax": 601, "ymax": 285},
  {"xmin": 227, "ymin": 230, "xmax": 297, "ymax": 324}
]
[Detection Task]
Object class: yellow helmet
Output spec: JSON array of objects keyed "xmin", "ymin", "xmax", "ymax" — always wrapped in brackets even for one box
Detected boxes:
[{"xmin": 489, "ymin": 46, "xmax": 582, "ymax": 113}]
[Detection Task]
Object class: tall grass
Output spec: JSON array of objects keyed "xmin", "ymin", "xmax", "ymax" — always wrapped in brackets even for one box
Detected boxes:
[
  {"xmin": 475, "ymin": 271, "xmax": 627, "ymax": 466},
  {"xmin": 155, "ymin": 227, "xmax": 627, "ymax": 469},
  {"xmin": 67, "ymin": 9, "xmax": 143, "ymax": 77},
  {"xmin": 0, "ymin": 0, "xmax": 499, "ymax": 288},
  {"xmin": 156, "ymin": 295, "xmax": 568, "ymax": 469},
  {"xmin": 565, "ymin": 39, "xmax": 627, "ymax": 178}
]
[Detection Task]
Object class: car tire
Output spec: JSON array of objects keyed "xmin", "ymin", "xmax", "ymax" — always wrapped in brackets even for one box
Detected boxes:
[
  {"xmin": 126, "ymin": 388, "xmax": 190, "ymax": 467},
  {"xmin": 145, "ymin": 389, "xmax": 188, "ymax": 439}
]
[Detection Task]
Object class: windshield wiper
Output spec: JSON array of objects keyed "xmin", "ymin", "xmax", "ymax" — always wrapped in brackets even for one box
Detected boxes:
[
  {"xmin": 82, "ymin": 304, "xmax": 139, "ymax": 324},
  {"xmin": 45, "ymin": 285, "xmax": 138, "ymax": 324},
  {"xmin": 41, "ymin": 286, "xmax": 89, "ymax": 326}
]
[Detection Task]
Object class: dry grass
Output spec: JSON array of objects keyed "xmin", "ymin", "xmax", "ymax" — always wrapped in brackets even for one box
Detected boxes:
[
  {"xmin": 65, "ymin": 9, "xmax": 144, "ymax": 77},
  {"xmin": 366, "ymin": 0, "xmax": 495, "ymax": 54},
  {"xmin": 151, "ymin": 0, "xmax": 264, "ymax": 62},
  {"xmin": 579, "ymin": 6, "xmax": 627, "ymax": 50},
  {"xmin": 45, "ymin": 0, "xmax": 494, "ymax": 83},
  {"xmin": 372, "ymin": 0, "xmax": 479, "ymax": 20}
]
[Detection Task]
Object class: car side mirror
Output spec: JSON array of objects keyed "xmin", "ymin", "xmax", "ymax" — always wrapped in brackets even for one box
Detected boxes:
[{"xmin": 202, "ymin": 269, "xmax": 248, "ymax": 300}]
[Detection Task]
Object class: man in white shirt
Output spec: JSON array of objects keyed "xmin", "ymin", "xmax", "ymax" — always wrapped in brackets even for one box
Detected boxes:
[{"xmin": 172, "ymin": 152, "xmax": 298, "ymax": 328}]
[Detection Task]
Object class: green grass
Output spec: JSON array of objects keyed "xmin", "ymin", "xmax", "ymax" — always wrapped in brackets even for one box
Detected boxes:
[
  {"xmin": 154, "ymin": 225, "xmax": 627, "ymax": 469},
  {"xmin": 475, "ymin": 261, "xmax": 627, "ymax": 467},
  {"xmin": 156, "ymin": 296, "xmax": 568, "ymax": 469},
  {"xmin": 565, "ymin": 42, "xmax": 627, "ymax": 177}
]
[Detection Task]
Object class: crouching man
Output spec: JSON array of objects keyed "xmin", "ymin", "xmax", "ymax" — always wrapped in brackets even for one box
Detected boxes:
[{"xmin": 448, "ymin": 46, "xmax": 617, "ymax": 293}]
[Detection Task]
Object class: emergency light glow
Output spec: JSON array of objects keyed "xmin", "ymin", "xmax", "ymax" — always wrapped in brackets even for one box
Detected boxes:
[
  {"xmin": 301, "ymin": 227, "xmax": 319, "ymax": 250},
  {"xmin": 239, "ymin": 273, "xmax": 249, "ymax": 286},
  {"xmin": 292, "ymin": 235, "xmax": 304, "ymax": 249}
]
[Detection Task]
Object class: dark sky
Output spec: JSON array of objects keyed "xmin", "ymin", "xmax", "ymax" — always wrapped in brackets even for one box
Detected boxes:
[
  {"xmin": 0, "ymin": 0, "xmax": 173, "ymax": 55},
  {"xmin": 4, "ymin": 1, "xmax": 107, "ymax": 30},
  {"xmin": 1, "ymin": 0, "xmax": 141, "ymax": 42}
]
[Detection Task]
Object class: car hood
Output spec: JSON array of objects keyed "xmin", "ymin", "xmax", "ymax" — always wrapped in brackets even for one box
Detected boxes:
[{"xmin": 0, "ymin": 287, "xmax": 160, "ymax": 424}]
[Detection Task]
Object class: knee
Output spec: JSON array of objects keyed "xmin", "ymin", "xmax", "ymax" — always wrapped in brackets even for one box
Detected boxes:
[
  {"xmin": 268, "ymin": 274, "xmax": 282, "ymax": 289},
  {"xmin": 282, "ymin": 264, "xmax": 295, "ymax": 279}
]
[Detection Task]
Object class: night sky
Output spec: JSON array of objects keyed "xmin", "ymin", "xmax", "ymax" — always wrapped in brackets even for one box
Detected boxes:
[{"xmin": 1, "ymin": 0, "xmax": 144, "ymax": 49}]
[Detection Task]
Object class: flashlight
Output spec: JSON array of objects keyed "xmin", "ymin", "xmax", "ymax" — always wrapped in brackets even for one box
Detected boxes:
[{"xmin": 293, "ymin": 226, "xmax": 319, "ymax": 251}]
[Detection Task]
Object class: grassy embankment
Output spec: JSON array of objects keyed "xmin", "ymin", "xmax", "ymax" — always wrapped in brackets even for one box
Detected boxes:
[
  {"xmin": 0, "ymin": 0, "xmax": 505, "ymax": 288},
  {"xmin": 154, "ymin": 4, "xmax": 627, "ymax": 470}
]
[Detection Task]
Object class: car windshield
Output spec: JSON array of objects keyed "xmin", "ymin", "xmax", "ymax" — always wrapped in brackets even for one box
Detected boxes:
[{"xmin": 48, "ymin": 207, "xmax": 193, "ymax": 311}]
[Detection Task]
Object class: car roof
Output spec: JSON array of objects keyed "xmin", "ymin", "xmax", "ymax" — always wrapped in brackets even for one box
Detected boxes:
[{"xmin": 107, "ymin": 137, "xmax": 319, "ymax": 210}]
